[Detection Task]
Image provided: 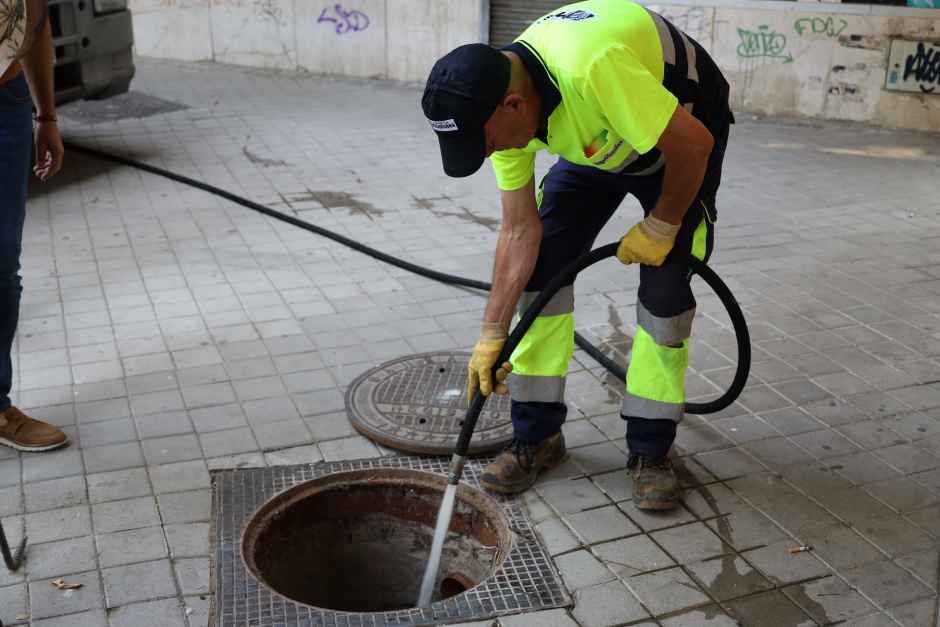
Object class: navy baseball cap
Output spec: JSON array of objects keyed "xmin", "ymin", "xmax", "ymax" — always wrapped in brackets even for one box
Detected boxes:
[{"xmin": 422, "ymin": 43, "xmax": 511, "ymax": 178}]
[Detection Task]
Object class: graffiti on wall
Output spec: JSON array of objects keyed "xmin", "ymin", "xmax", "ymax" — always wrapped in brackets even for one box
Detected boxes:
[
  {"xmin": 793, "ymin": 16, "xmax": 847, "ymax": 38},
  {"xmin": 317, "ymin": 3, "xmax": 369, "ymax": 34},
  {"xmin": 657, "ymin": 7, "xmax": 711, "ymax": 43},
  {"xmin": 886, "ymin": 39, "xmax": 940, "ymax": 94},
  {"xmin": 737, "ymin": 25, "xmax": 793, "ymax": 63}
]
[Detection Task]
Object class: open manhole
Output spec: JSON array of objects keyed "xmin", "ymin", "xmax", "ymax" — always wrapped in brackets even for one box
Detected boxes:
[
  {"xmin": 211, "ymin": 456, "xmax": 570, "ymax": 626},
  {"xmin": 242, "ymin": 468, "xmax": 511, "ymax": 611},
  {"xmin": 346, "ymin": 352, "xmax": 513, "ymax": 455}
]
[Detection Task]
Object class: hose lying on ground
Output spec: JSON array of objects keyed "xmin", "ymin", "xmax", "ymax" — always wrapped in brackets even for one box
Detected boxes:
[{"xmin": 64, "ymin": 141, "xmax": 750, "ymax": 416}]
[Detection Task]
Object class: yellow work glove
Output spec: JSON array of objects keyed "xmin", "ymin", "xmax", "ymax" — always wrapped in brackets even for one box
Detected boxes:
[
  {"xmin": 467, "ymin": 322, "xmax": 513, "ymax": 404},
  {"xmin": 616, "ymin": 214, "xmax": 681, "ymax": 267}
]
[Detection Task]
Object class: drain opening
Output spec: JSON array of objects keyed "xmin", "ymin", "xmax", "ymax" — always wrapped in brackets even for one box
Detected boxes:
[{"xmin": 241, "ymin": 468, "xmax": 512, "ymax": 612}]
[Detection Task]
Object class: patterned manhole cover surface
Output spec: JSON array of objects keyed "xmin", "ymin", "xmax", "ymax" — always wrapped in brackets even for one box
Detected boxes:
[
  {"xmin": 346, "ymin": 351, "xmax": 513, "ymax": 455},
  {"xmin": 210, "ymin": 456, "xmax": 571, "ymax": 626}
]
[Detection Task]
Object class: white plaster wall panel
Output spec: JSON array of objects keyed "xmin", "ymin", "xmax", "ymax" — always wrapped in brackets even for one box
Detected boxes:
[
  {"xmin": 820, "ymin": 15, "xmax": 882, "ymax": 123},
  {"xmin": 386, "ymin": 0, "xmax": 484, "ymax": 83},
  {"xmin": 647, "ymin": 4, "xmax": 716, "ymax": 49},
  {"xmin": 713, "ymin": 9, "xmax": 809, "ymax": 116},
  {"xmin": 209, "ymin": 0, "xmax": 298, "ymax": 69},
  {"xmin": 295, "ymin": 0, "xmax": 386, "ymax": 78},
  {"xmin": 130, "ymin": 0, "xmax": 212, "ymax": 61}
]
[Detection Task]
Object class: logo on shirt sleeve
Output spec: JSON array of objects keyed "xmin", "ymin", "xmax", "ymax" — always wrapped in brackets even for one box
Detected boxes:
[{"xmin": 428, "ymin": 119, "xmax": 459, "ymax": 132}]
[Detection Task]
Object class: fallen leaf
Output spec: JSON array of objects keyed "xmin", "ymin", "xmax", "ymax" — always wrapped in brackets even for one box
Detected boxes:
[{"xmin": 51, "ymin": 578, "xmax": 83, "ymax": 590}]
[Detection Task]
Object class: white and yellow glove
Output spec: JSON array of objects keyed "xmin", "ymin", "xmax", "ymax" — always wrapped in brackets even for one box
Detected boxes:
[
  {"xmin": 467, "ymin": 322, "xmax": 513, "ymax": 403},
  {"xmin": 616, "ymin": 215, "xmax": 681, "ymax": 267}
]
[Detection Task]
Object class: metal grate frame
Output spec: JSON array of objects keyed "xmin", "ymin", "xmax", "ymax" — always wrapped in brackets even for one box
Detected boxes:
[{"xmin": 210, "ymin": 455, "xmax": 572, "ymax": 626}]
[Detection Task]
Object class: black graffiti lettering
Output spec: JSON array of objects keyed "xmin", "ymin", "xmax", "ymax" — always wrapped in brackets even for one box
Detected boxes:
[{"xmin": 903, "ymin": 43, "xmax": 940, "ymax": 92}]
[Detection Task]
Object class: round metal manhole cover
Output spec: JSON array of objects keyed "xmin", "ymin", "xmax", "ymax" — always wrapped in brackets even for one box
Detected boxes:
[{"xmin": 346, "ymin": 352, "xmax": 513, "ymax": 455}]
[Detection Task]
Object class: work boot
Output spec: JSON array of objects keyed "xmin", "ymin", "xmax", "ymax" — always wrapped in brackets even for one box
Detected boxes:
[
  {"xmin": 480, "ymin": 433, "xmax": 567, "ymax": 494},
  {"xmin": 628, "ymin": 453, "xmax": 679, "ymax": 510},
  {"xmin": 0, "ymin": 406, "xmax": 69, "ymax": 452}
]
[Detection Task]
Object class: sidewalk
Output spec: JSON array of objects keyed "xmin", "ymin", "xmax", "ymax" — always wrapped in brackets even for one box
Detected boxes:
[{"xmin": 0, "ymin": 57, "xmax": 939, "ymax": 626}]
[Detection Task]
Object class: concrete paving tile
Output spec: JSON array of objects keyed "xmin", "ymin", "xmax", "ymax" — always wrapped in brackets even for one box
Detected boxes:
[
  {"xmin": 22, "ymin": 448, "xmax": 84, "ymax": 483},
  {"xmin": 304, "ymin": 411, "xmax": 356, "ymax": 441},
  {"xmin": 164, "ymin": 522, "xmax": 209, "ymax": 558},
  {"xmin": 564, "ymin": 505, "xmax": 640, "ymax": 545},
  {"xmin": 660, "ymin": 606, "xmax": 739, "ymax": 626},
  {"xmin": 0, "ymin": 486, "xmax": 22, "ymax": 517},
  {"xmin": 783, "ymin": 576, "xmax": 879, "ymax": 625},
  {"xmin": 133, "ymin": 410, "xmax": 193, "ymax": 440},
  {"xmin": 293, "ymin": 388, "xmax": 346, "ymax": 417},
  {"xmin": 750, "ymin": 408, "xmax": 822, "ymax": 437},
  {"xmin": 29, "ymin": 570, "xmax": 103, "ymax": 619},
  {"xmin": 887, "ymin": 597, "xmax": 937, "ymax": 627},
  {"xmin": 130, "ymin": 390, "xmax": 184, "ymax": 416},
  {"xmin": 864, "ymin": 476, "xmax": 940, "ymax": 513},
  {"xmin": 180, "ymin": 382, "xmax": 236, "ymax": 409},
  {"xmin": 851, "ymin": 514, "xmax": 936, "ymax": 558},
  {"xmin": 692, "ymin": 448, "xmax": 765, "ymax": 480},
  {"xmin": 25, "ymin": 536, "xmax": 97, "ymax": 580},
  {"xmin": 617, "ymin": 499, "xmax": 697, "ymax": 532},
  {"xmin": 141, "ymin": 434, "xmax": 203, "ymax": 465},
  {"xmin": 834, "ymin": 422, "xmax": 908, "ymax": 452},
  {"xmin": 711, "ymin": 414, "xmax": 779, "ymax": 444},
  {"xmin": 173, "ymin": 557, "xmax": 209, "ymax": 595},
  {"xmin": 800, "ymin": 398, "xmax": 868, "ymax": 426},
  {"xmin": 874, "ymin": 443, "xmax": 940, "ymax": 474},
  {"xmin": 96, "ymin": 526, "xmax": 168, "ymax": 567},
  {"xmin": 569, "ymin": 441, "xmax": 628, "ymax": 475},
  {"xmin": 102, "ymin": 559, "xmax": 177, "ymax": 607},
  {"xmin": 199, "ymin": 426, "xmax": 258, "ymax": 458},
  {"xmin": 842, "ymin": 560, "xmax": 935, "ymax": 609},
  {"xmin": 499, "ymin": 609, "xmax": 577, "ymax": 627},
  {"xmin": 742, "ymin": 437, "xmax": 816, "ymax": 470},
  {"xmin": 571, "ymin": 580, "xmax": 649, "ymax": 626},
  {"xmin": 652, "ymin": 522, "xmax": 733, "ymax": 564},
  {"xmin": 182, "ymin": 595, "xmax": 210, "ymax": 627},
  {"xmin": 687, "ymin": 554, "xmax": 772, "ymax": 601},
  {"xmin": 188, "ymin": 403, "xmax": 246, "ymax": 433},
  {"xmin": 108, "ymin": 597, "xmax": 186, "ymax": 627},
  {"xmin": 148, "ymin": 461, "xmax": 210, "ymax": 494},
  {"xmin": 25, "ymin": 505, "xmax": 92, "ymax": 544},
  {"xmin": 242, "ymin": 396, "xmax": 300, "ymax": 424},
  {"xmin": 534, "ymin": 516, "xmax": 581, "ymax": 556},
  {"xmin": 561, "ymin": 419, "xmax": 608, "ymax": 449},
  {"xmin": 895, "ymin": 550, "xmax": 939, "ymax": 590},
  {"xmin": 594, "ymin": 535, "xmax": 675, "ymax": 578},
  {"xmin": 263, "ymin": 445, "xmax": 324, "ymax": 466},
  {"xmin": 742, "ymin": 540, "xmax": 832, "ymax": 585},
  {"xmin": 796, "ymin": 524, "xmax": 885, "ymax": 570},
  {"xmin": 588, "ymin": 469, "xmax": 632, "ymax": 503},
  {"xmin": 25, "ymin": 476, "xmax": 87, "ymax": 512},
  {"xmin": 156, "ymin": 490, "xmax": 211, "ymax": 524},
  {"xmin": 726, "ymin": 590, "xmax": 817, "ymax": 627},
  {"xmin": 788, "ymin": 429, "xmax": 861, "ymax": 459},
  {"xmin": 537, "ymin": 478, "xmax": 610, "ymax": 515},
  {"xmin": 91, "ymin": 496, "xmax": 160, "ymax": 533},
  {"xmin": 86, "ymin": 468, "xmax": 152, "ymax": 503},
  {"xmin": 125, "ymin": 373, "xmax": 178, "ymax": 397},
  {"xmin": 318, "ymin": 436, "xmax": 380, "ymax": 462},
  {"xmin": 252, "ymin": 419, "xmax": 311, "ymax": 450},
  {"xmin": 78, "ymin": 417, "xmax": 137, "ymax": 447},
  {"xmin": 82, "ymin": 442, "xmax": 144, "ymax": 473},
  {"xmin": 555, "ymin": 550, "xmax": 616, "ymax": 590},
  {"xmin": 625, "ymin": 567, "xmax": 711, "ymax": 617},
  {"xmin": 681, "ymin": 483, "xmax": 751, "ymax": 519},
  {"xmin": 31, "ymin": 609, "xmax": 108, "ymax": 627},
  {"xmin": 705, "ymin": 510, "xmax": 787, "ymax": 551}
]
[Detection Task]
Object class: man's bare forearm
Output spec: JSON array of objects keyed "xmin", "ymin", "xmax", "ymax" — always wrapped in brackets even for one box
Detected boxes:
[
  {"xmin": 484, "ymin": 178, "xmax": 542, "ymax": 331},
  {"xmin": 20, "ymin": 18, "xmax": 56, "ymax": 117},
  {"xmin": 650, "ymin": 151, "xmax": 709, "ymax": 226}
]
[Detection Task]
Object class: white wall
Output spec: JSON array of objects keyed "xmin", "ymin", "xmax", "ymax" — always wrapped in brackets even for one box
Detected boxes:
[
  {"xmin": 128, "ymin": 0, "xmax": 483, "ymax": 82},
  {"xmin": 129, "ymin": 0, "xmax": 940, "ymax": 131}
]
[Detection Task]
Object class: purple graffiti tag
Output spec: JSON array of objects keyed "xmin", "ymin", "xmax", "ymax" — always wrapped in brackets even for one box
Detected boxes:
[{"xmin": 317, "ymin": 4, "xmax": 370, "ymax": 34}]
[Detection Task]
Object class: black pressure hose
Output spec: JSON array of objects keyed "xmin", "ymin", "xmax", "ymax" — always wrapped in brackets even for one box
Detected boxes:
[{"xmin": 64, "ymin": 142, "xmax": 750, "ymax": 416}]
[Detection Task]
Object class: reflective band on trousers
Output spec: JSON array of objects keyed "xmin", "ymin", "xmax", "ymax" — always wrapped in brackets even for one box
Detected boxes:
[
  {"xmin": 518, "ymin": 285, "xmax": 574, "ymax": 318},
  {"xmin": 509, "ymin": 313, "xmax": 575, "ymax": 378},
  {"xmin": 623, "ymin": 325, "xmax": 688, "ymax": 423},
  {"xmin": 508, "ymin": 372, "xmax": 566, "ymax": 403},
  {"xmin": 637, "ymin": 301, "xmax": 694, "ymax": 346}
]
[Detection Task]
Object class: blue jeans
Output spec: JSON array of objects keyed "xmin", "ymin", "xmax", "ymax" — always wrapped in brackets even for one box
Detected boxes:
[{"xmin": 0, "ymin": 73, "xmax": 32, "ymax": 413}]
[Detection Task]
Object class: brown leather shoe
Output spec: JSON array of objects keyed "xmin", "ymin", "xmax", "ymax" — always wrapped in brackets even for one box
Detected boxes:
[
  {"xmin": 629, "ymin": 454, "xmax": 679, "ymax": 510},
  {"xmin": 0, "ymin": 406, "xmax": 69, "ymax": 452},
  {"xmin": 480, "ymin": 433, "xmax": 567, "ymax": 494}
]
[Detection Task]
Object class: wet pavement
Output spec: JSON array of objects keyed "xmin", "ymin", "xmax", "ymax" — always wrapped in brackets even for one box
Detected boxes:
[{"xmin": 0, "ymin": 57, "xmax": 939, "ymax": 626}]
